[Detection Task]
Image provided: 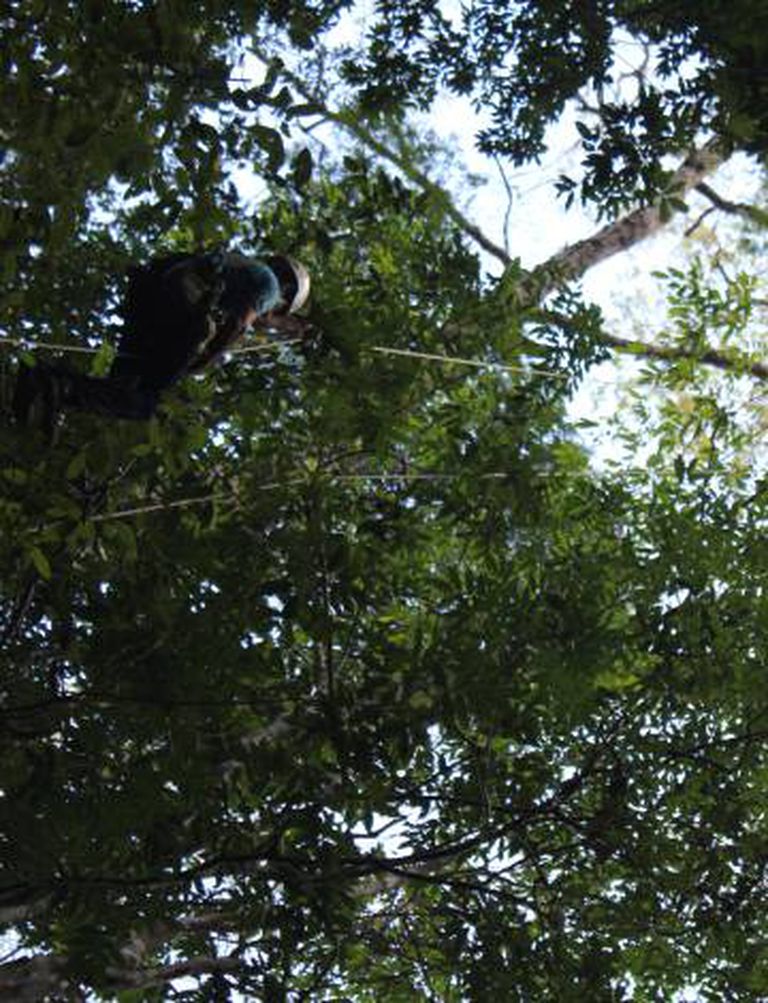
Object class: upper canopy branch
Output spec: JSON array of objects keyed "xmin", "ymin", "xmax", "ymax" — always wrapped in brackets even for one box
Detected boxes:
[
  {"xmin": 253, "ymin": 53, "xmax": 727, "ymax": 312},
  {"xmin": 252, "ymin": 50, "xmax": 513, "ymax": 267},
  {"xmin": 511, "ymin": 140, "xmax": 726, "ymax": 308},
  {"xmin": 600, "ymin": 329, "xmax": 768, "ymax": 381}
]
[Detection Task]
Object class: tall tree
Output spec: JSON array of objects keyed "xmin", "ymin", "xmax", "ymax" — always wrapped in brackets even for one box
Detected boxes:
[{"xmin": 1, "ymin": 1, "xmax": 767, "ymax": 998}]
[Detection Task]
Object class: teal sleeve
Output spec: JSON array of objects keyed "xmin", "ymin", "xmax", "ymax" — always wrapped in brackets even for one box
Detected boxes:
[{"xmin": 247, "ymin": 263, "xmax": 281, "ymax": 315}]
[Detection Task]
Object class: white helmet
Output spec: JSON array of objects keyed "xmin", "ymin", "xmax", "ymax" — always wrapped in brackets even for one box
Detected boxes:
[{"xmin": 267, "ymin": 254, "xmax": 311, "ymax": 313}]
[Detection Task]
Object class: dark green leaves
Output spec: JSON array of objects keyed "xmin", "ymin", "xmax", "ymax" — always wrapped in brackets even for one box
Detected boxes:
[
  {"xmin": 292, "ymin": 147, "xmax": 313, "ymax": 189},
  {"xmin": 251, "ymin": 124, "xmax": 286, "ymax": 174}
]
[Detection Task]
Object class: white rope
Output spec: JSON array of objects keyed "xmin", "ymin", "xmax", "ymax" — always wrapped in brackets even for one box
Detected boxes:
[
  {"xmin": 1, "ymin": 333, "xmax": 571, "ymax": 381},
  {"xmin": 368, "ymin": 345, "xmax": 568, "ymax": 380}
]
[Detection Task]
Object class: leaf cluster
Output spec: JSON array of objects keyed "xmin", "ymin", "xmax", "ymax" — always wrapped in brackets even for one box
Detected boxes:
[{"xmin": 341, "ymin": 0, "xmax": 768, "ymax": 213}]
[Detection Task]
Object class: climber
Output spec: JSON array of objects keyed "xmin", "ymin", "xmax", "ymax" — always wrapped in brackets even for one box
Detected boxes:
[{"xmin": 13, "ymin": 249, "xmax": 311, "ymax": 425}]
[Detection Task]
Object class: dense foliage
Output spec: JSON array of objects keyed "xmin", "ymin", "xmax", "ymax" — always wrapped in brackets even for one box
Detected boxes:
[{"xmin": 1, "ymin": 1, "xmax": 767, "ymax": 999}]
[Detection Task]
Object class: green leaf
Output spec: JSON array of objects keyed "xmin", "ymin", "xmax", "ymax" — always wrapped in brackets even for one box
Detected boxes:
[
  {"xmin": 292, "ymin": 147, "xmax": 313, "ymax": 189},
  {"xmin": 66, "ymin": 450, "xmax": 88, "ymax": 480},
  {"xmin": 408, "ymin": 690, "xmax": 433, "ymax": 710},
  {"xmin": 89, "ymin": 341, "xmax": 116, "ymax": 377},
  {"xmin": 29, "ymin": 545, "xmax": 52, "ymax": 580},
  {"xmin": 3, "ymin": 468, "xmax": 28, "ymax": 485},
  {"xmin": 251, "ymin": 125, "xmax": 285, "ymax": 174}
]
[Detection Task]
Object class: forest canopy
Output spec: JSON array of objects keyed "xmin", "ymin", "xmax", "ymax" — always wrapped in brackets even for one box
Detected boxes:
[{"xmin": 1, "ymin": 1, "xmax": 767, "ymax": 999}]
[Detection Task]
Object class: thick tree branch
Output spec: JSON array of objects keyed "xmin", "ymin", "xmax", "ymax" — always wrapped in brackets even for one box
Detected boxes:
[
  {"xmin": 542, "ymin": 308, "xmax": 768, "ymax": 381},
  {"xmin": 600, "ymin": 330, "xmax": 768, "ymax": 381},
  {"xmin": 107, "ymin": 954, "xmax": 244, "ymax": 992},
  {"xmin": 257, "ymin": 49, "xmax": 726, "ymax": 303},
  {"xmin": 0, "ymin": 950, "xmax": 245, "ymax": 998},
  {"xmin": 0, "ymin": 742, "xmax": 609, "ymax": 998},
  {"xmin": 512, "ymin": 140, "xmax": 726, "ymax": 307}
]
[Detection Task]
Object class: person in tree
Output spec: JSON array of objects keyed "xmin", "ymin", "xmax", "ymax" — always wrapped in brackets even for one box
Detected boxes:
[{"xmin": 13, "ymin": 249, "xmax": 311, "ymax": 425}]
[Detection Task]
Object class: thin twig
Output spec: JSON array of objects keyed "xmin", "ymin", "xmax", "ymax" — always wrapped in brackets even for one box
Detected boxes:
[
  {"xmin": 685, "ymin": 205, "xmax": 716, "ymax": 238},
  {"xmin": 493, "ymin": 155, "xmax": 515, "ymax": 257},
  {"xmin": 696, "ymin": 182, "xmax": 766, "ymax": 224},
  {"xmin": 1, "ymin": 575, "xmax": 39, "ymax": 648}
]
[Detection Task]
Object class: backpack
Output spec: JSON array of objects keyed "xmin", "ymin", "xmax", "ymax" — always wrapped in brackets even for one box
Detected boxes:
[
  {"xmin": 115, "ymin": 253, "xmax": 221, "ymax": 385},
  {"xmin": 124, "ymin": 253, "xmax": 196, "ymax": 330}
]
